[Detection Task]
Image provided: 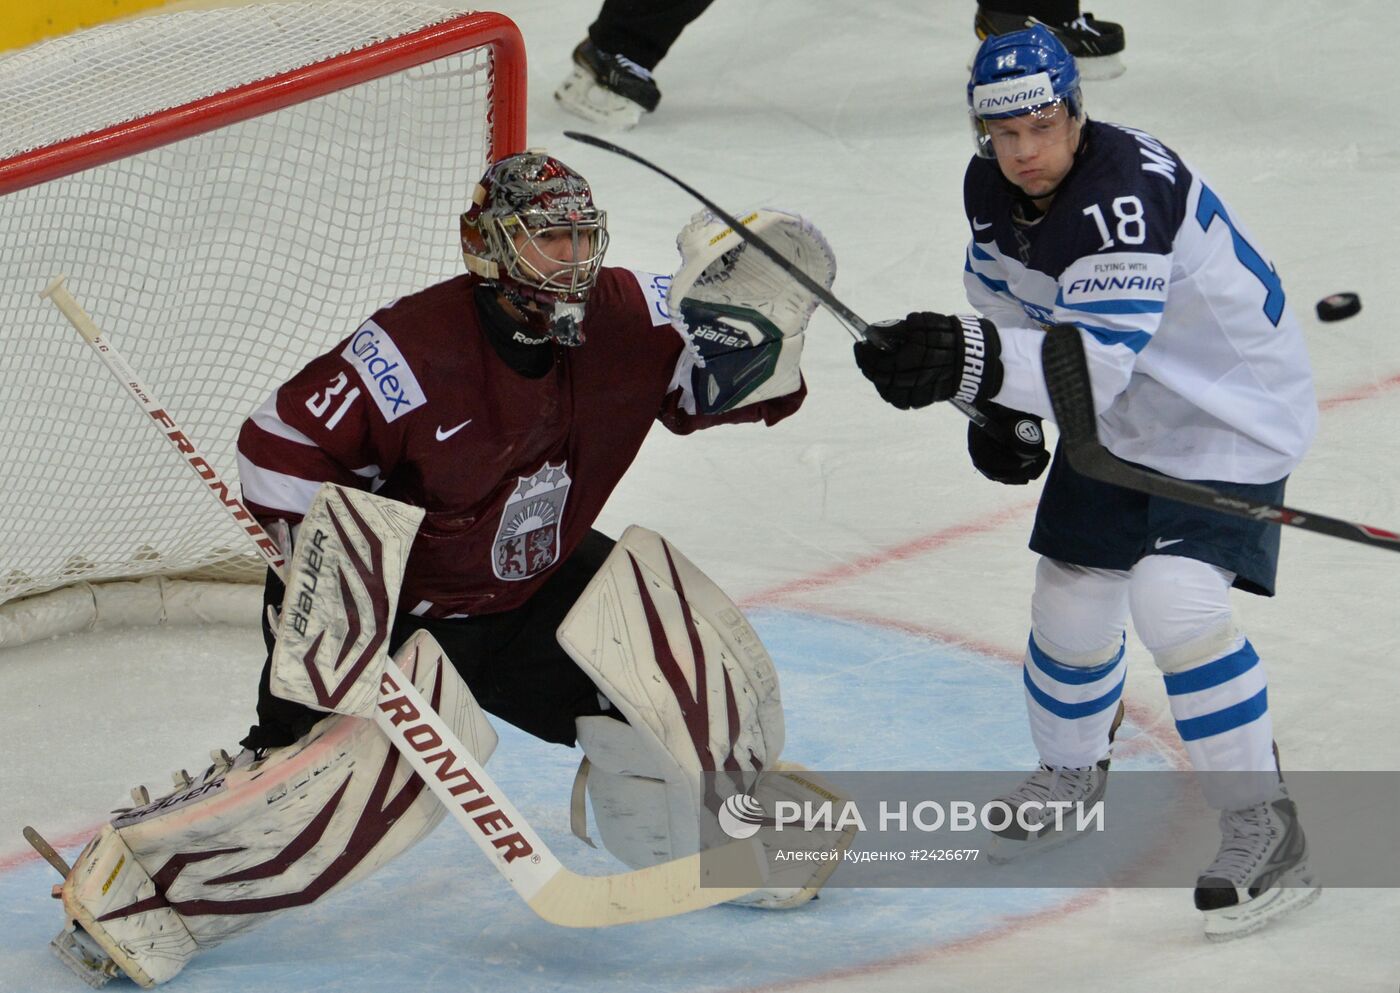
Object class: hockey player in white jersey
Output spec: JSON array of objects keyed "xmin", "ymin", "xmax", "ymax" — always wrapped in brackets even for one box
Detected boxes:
[{"xmin": 853, "ymin": 25, "xmax": 1320, "ymax": 939}]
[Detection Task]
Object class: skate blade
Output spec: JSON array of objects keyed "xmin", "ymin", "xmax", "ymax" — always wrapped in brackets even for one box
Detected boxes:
[
  {"xmin": 986, "ymin": 823, "xmax": 1094, "ymax": 866},
  {"xmin": 51, "ymin": 926, "xmax": 120, "ymax": 989},
  {"xmin": 1202, "ymin": 865, "xmax": 1322, "ymax": 942}
]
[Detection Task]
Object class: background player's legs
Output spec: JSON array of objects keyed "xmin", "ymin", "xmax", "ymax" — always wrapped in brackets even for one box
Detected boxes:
[
  {"xmin": 587, "ymin": 0, "xmax": 716, "ymax": 71},
  {"xmin": 979, "ymin": 0, "xmax": 1078, "ymax": 21},
  {"xmin": 556, "ymin": 0, "xmax": 716, "ymax": 127},
  {"xmin": 973, "ymin": 0, "xmax": 1125, "ymax": 78}
]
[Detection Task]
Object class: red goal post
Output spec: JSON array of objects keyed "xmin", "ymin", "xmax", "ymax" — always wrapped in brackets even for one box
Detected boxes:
[{"xmin": 0, "ymin": 3, "xmax": 526, "ymax": 646}]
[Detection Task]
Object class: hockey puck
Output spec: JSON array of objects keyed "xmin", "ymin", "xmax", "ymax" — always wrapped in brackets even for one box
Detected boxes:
[{"xmin": 1316, "ymin": 292, "xmax": 1361, "ymax": 322}]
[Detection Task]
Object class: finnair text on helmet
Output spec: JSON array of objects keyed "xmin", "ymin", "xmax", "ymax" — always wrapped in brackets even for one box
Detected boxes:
[
  {"xmin": 977, "ymin": 85, "xmax": 1048, "ymax": 112},
  {"xmin": 972, "ymin": 72, "xmax": 1055, "ymax": 117}
]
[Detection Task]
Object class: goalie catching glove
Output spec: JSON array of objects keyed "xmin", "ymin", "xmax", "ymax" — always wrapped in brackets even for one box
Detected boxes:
[{"xmin": 667, "ymin": 207, "xmax": 836, "ymax": 415}]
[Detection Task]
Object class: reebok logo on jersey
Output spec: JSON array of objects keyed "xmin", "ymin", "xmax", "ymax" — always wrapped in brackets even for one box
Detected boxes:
[{"xmin": 343, "ymin": 320, "xmax": 425, "ymax": 422}]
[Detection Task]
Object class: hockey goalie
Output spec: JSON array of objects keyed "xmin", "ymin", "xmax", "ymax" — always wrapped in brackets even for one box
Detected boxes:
[{"xmin": 41, "ymin": 152, "xmax": 852, "ymax": 987}]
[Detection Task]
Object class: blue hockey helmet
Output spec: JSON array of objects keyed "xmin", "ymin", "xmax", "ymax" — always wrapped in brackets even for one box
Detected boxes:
[{"xmin": 967, "ymin": 25, "xmax": 1083, "ymax": 158}]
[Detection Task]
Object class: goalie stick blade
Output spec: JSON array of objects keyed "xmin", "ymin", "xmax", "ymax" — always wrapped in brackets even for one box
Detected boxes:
[
  {"xmin": 527, "ymin": 839, "xmax": 766, "ymax": 928},
  {"xmin": 1039, "ymin": 324, "xmax": 1400, "ymax": 553}
]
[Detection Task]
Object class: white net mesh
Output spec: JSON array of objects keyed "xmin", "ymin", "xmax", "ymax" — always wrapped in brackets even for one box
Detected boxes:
[{"xmin": 0, "ymin": 2, "xmax": 521, "ymax": 607}]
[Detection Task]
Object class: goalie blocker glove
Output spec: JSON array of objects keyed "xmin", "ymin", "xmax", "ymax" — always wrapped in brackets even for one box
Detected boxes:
[
  {"xmin": 967, "ymin": 401, "xmax": 1049, "ymax": 485},
  {"xmin": 853, "ymin": 311, "xmax": 1003, "ymax": 410}
]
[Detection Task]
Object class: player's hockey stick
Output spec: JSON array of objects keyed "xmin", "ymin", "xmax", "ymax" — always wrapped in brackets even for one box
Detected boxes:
[
  {"xmin": 40, "ymin": 276, "xmax": 766, "ymax": 926},
  {"xmin": 1041, "ymin": 323, "xmax": 1400, "ymax": 553},
  {"xmin": 562, "ymin": 130, "xmax": 1003, "ymax": 436}
]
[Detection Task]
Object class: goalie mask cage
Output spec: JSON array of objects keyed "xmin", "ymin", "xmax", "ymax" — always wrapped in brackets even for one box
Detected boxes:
[{"xmin": 0, "ymin": 2, "xmax": 526, "ymax": 646}]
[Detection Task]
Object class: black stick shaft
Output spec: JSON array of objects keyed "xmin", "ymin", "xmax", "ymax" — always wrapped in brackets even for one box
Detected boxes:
[
  {"xmin": 564, "ymin": 130, "xmax": 870, "ymax": 335},
  {"xmin": 1041, "ymin": 324, "xmax": 1400, "ymax": 553}
]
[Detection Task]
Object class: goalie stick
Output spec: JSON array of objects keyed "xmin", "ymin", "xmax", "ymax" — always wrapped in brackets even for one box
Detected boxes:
[
  {"xmin": 40, "ymin": 275, "xmax": 765, "ymax": 928},
  {"xmin": 562, "ymin": 130, "xmax": 1004, "ymax": 438},
  {"xmin": 1041, "ymin": 323, "xmax": 1400, "ymax": 553}
]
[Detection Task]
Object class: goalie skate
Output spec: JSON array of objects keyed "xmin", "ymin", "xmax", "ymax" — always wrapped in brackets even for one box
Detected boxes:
[
  {"xmin": 50, "ymin": 924, "xmax": 121, "ymax": 989},
  {"xmin": 1194, "ymin": 791, "xmax": 1321, "ymax": 941},
  {"xmin": 24, "ymin": 827, "xmax": 122, "ymax": 988}
]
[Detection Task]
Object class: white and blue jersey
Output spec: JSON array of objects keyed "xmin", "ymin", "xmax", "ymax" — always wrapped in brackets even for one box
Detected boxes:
[{"xmin": 963, "ymin": 120, "xmax": 1317, "ymax": 484}]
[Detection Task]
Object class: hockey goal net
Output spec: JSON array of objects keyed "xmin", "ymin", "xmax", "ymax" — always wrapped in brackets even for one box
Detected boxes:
[{"xmin": 0, "ymin": 1, "xmax": 525, "ymax": 645}]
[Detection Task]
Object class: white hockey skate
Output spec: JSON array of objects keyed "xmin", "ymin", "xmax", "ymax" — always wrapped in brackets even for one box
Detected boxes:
[{"xmin": 1194, "ymin": 790, "xmax": 1321, "ymax": 941}]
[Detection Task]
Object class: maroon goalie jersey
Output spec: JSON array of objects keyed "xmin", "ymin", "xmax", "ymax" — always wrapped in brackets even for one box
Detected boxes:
[{"xmin": 236, "ymin": 268, "xmax": 803, "ymax": 617}]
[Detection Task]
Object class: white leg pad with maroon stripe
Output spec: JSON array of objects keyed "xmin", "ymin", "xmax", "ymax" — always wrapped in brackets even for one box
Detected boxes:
[
  {"xmin": 560, "ymin": 527, "xmax": 842, "ymax": 908},
  {"xmin": 57, "ymin": 632, "xmax": 494, "ymax": 986},
  {"xmin": 270, "ymin": 482, "xmax": 424, "ymax": 718}
]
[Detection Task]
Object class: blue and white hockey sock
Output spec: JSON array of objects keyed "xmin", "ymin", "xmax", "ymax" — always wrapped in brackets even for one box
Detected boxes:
[
  {"xmin": 1022, "ymin": 633, "xmax": 1126, "ymax": 769},
  {"xmin": 1162, "ymin": 638, "xmax": 1277, "ymax": 809}
]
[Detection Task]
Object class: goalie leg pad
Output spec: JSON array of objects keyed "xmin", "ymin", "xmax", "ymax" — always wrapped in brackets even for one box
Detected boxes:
[
  {"xmin": 572, "ymin": 723, "xmax": 853, "ymax": 909},
  {"xmin": 560, "ymin": 526, "xmax": 851, "ymax": 907},
  {"xmin": 59, "ymin": 631, "xmax": 494, "ymax": 986},
  {"xmin": 271, "ymin": 483, "xmax": 424, "ymax": 718}
]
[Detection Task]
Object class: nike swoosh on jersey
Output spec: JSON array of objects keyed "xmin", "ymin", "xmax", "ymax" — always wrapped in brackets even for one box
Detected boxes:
[
  {"xmin": 435, "ymin": 420, "xmax": 472, "ymax": 441},
  {"xmin": 1154, "ymin": 537, "xmax": 1185, "ymax": 549},
  {"xmin": 972, "ymin": 218, "xmax": 994, "ymax": 231}
]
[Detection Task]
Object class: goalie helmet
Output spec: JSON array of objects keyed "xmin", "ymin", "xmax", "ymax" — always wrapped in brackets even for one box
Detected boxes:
[
  {"xmin": 967, "ymin": 24, "xmax": 1083, "ymax": 159},
  {"xmin": 460, "ymin": 152, "xmax": 610, "ymax": 346}
]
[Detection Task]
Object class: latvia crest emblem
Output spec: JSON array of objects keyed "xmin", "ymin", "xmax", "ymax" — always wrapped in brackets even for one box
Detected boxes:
[{"xmin": 492, "ymin": 461, "xmax": 572, "ymax": 581}]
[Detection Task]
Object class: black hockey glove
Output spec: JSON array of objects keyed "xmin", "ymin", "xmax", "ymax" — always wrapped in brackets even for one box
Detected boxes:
[
  {"xmin": 967, "ymin": 402, "xmax": 1049, "ymax": 485},
  {"xmin": 852, "ymin": 312, "xmax": 1003, "ymax": 410}
]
